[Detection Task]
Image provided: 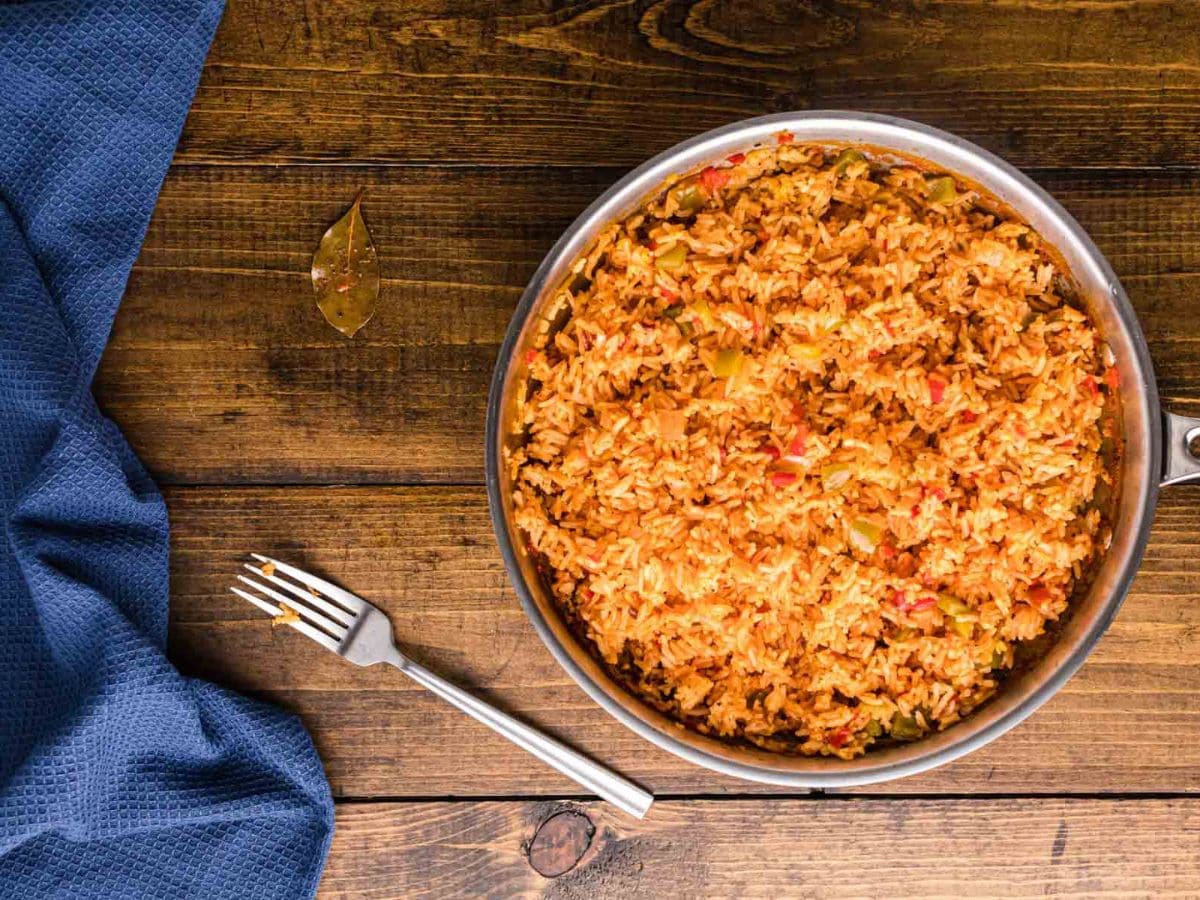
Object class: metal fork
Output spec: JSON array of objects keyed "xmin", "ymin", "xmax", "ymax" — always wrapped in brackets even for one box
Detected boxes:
[{"xmin": 231, "ymin": 554, "xmax": 653, "ymax": 819}]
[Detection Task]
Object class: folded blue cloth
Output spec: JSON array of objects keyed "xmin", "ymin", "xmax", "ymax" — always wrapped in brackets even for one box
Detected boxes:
[{"xmin": 0, "ymin": 2, "xmax": 334, "ymax": 896}]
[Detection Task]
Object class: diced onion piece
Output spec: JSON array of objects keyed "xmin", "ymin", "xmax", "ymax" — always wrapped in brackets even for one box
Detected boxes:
[{"xmin": 821, "ymin": 463, "xmax": 852, "ymax": 490}]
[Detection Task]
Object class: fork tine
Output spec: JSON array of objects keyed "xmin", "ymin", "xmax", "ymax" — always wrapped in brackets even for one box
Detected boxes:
[
  {"xmin": 230, "ymin": 587, "xmax": 343, "ymax": 653},
  {"xmin": 236, "ymin": 574, "xmax": 348, "ymax": 639},
  {"xmin": 250, "ymin": 553, "xmax": 366, "ymax": 613},
  {"xmin": 242, "ymin": 563, "xmax": 356, "ymax": 627}
]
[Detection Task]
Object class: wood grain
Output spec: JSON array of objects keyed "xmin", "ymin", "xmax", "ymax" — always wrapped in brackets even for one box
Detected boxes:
[
  {"xmin": 319, "ymin": 798, "xmax": 1200, "ymax": 898},
  {"xmin": 184, "ymin": 0, "xmax": 1200, "ymax": 170},
  {"xmin": 99, "ymin": 166, "xmax": 1200, "ymax": 485},
  {"xmin": 167, "ymin": 484, "xmax": 1200, "ymax": 798}
]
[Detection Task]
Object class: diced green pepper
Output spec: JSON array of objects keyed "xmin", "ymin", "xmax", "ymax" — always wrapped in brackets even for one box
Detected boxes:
[
  {"xmin": 673, "ymin": 184, "xmax": 705, "ymax": 214},
  {"xmin": 890, "ymin": 711, "xmax": 922, "ymax": 741},
  {"xmin": 848, "ymin": 518, "xmax": 883, "ymax": 554},
  {"xmin": 936, "ymin": 594, "xmax": 972, "ymax": 618},
  {"xmin": 787, "ymin": 342, "xmax": 822, "ymax": 363},
  {"xmin": 990, "ymin": 642, "xmax": 1008, "ymax": 669},
  {"xmin": 655, "ymin": 243, "xmax": 688, "ymax": 271},
  {"xmin": 663, "ymin": 304, "xmax": 683, "ymax": 319},
  {"xmin": 691, "ymin": 296, "xmax": 716, "ymax": 331},
  {"xmin": 927, "ymin": 175, "xmax": 957, "ymax": 204},
  {"xmin": 834, "ymin": 148, "xmax": 866, "ymax": 175},
  {"xmin": 821, "ymin": 463, "xmax": 853, "ymax": 491},
  {"xmin": 864, "ymin": 719, "xmax": 883, "ymax": 738},
  {"xmin": 712, "ymin": 348, "xmax": 744, "ymax": 378}
]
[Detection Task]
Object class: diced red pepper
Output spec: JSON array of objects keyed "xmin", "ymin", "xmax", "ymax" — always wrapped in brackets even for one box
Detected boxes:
[
  {"xmin": 883, "ymin": 320, "xmax": 895, "ymax": 338},
  {"xmin": 961, "ymin": 410, "xmax": 978, "ymax": 424},
  {"xmin": 525, "ymin": 349, "xmax": 539, "ymax": 365},
  {"xmin": 646, "ymin": 239, "xmax": 658, "ymax": 251},
  {"xmin": 770, "ymin": 471, "xmax": 797, "ymax": 488},
  {"xmin": 700, "ymin": 166, "xmax": 730, "ymax": 192},
  {"xmin": 1083, "ymin": 375, "xmax": 1100, "ymax": 398},
  {"xmin": 726, "ymin": 152, "xmax": 746, "ymax": 164},
  {"xmin": 868, "ymin": 349, "xmax": 882, "ymax": 360},
  {"xmin": 761, "ymin": 443, "xmax": 781, "ymax": 459},
  {"xmin": 787, "ymin": 425, "xmax": 809, "ymax": 458},
  {"xmin": 588, "ymin": 552, "xmax": 602, "ymax": 563},
  {"xmin": 777, "ymin": 131, "xmax": 794, "ymax": 145},
  {"xmin": 659, "ymin": 288, "xmax": 679, "ymax": 302},
  {"xmin": 928, "ymin": 375, "xmax": 947, "ymax": 404},
  {"xmin": 790, "ymin": 400, "xmax": 806, "ymax": 422},
  {"xmin": 1104, "ymin": 367, "xmax": 1119, "ymax": 391},
  {"xmin": 751, "ymin": 319, "xmax": 762, "ymax": 338},
  {"xmin": 718, "ymin": 444, "xmax": 728, "ymax": 464},
  {"xmin": 911, "ymin": 504, "xmax": 921, "ymax": 518},
  {"xmin": 891, "ymin": 591, "xmax": 935, "ymax": 613},
  {"xmin": 929, "ymin": 486, "xmax": 946, "ymax": 502},
  {"xmin": 829, "ymin": 727, "xmax": 851, "ymax": 749},
  {"xmin": 1015, "ymin": 421, "xmax": 1027, "ymax": 438},
  {"xmin": 1029, "ymin": 583, "xmax": 1053, "ymax": 605},
  {"xmin": 881, "ymin": 543, "xmax": 896, "ymax": 559}
]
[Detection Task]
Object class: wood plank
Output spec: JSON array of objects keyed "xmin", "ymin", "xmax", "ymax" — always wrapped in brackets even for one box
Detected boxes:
[
  {"xmin": 166, "ymin": 484, "xmax": 1200, "ymax": 798},
  {"xmin": 99, "ymin": 166, "xmax": 1200, "ymax": 485},
  {"xmin": 185, "ymin": 0, "xmax": 1200, "ymax": 170},
  {"xmin": 319, "ymin": 798, "xmax": 1200, "ymax": 898}
]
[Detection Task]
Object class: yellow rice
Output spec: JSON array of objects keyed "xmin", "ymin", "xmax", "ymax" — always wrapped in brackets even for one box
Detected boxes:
[{"xmin": 509, "ymin": 139, "xmax": 1116, "ymax": 758}]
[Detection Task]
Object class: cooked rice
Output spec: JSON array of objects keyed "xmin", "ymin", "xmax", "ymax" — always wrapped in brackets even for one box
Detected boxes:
[{"xmin": 508, "ymin": 139, "xmax": 1117, "ymax": 758}]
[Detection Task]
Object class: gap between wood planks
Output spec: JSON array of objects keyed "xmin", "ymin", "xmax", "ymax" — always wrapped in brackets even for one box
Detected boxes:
[
  {"xmin": 101, "ymin": 162, "xmax": 1200, "ymax": 487},
  {"xmin": 329, "ymin": 790, "xmax": 1200, "ymax": 804}
]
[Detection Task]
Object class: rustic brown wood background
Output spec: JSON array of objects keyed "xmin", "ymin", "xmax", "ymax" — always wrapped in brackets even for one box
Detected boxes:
[{"xmin": 100, "ymin": 1, "xmax": 1200, "ymax": 896}]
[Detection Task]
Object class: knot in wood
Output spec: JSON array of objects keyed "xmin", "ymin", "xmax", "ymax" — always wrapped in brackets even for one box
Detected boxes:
[{"xmin": 527, "ymin": 810, "xmax": 595, "ymax": 878}]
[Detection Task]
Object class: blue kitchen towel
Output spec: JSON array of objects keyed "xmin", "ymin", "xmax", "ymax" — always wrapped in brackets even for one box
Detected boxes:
[{"xmin": 0, "ymin": 2, "xmax": 335, "ymax": 897}]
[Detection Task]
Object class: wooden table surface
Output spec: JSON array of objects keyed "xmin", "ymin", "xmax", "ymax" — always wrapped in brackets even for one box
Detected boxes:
[{"xmin": 101, "ymin": 2, "xmax": 1200, "ymax": 896}]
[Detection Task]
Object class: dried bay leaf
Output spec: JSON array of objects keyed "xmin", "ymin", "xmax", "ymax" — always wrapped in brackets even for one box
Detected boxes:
[{"xmin": 312, "ymin": 191, "xmax": 380, "ymax": 337}]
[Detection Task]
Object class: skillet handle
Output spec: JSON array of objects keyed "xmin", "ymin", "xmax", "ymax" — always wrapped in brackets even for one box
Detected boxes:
[{"xmin": 1161, "ymin": 411, "xmax": 1200, "ymax": 486}]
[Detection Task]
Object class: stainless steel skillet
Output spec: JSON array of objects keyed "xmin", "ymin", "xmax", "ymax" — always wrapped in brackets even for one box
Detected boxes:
[{"xmin": 486, "ymin": 112, "xmax": 1200, "ymax": 787}]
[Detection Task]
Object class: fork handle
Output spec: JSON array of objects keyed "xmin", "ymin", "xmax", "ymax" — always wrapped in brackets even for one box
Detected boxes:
[{"xmin": 390, "ymin": 658, "xmax": 653, "ymax": 819}]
